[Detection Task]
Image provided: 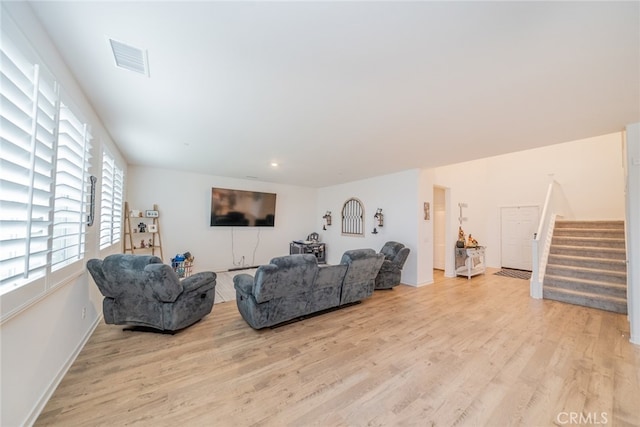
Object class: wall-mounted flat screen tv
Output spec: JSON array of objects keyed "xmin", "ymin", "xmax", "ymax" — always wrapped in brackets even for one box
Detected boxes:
[{"xmin": 210, "ymin": 187, "xmax": 277, "ymax": 227}]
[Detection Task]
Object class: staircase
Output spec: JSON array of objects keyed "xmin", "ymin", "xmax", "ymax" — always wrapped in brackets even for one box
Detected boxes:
[{"xmin": 543, "ymin": 220, "xmax": 627, "ymax": 314}]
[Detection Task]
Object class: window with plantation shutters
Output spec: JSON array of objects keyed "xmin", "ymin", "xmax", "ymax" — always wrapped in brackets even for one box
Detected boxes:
[
  {"xmin": 51, "ymin": 101, "xmax": 92, "ymax": 271},
  {"xmin": 0, "ymin": 17, "xmax": 93, "ymax": 300},
  {"xmin": 0, "ymin": 26, "xmax": 56, "ymax": 291},
  {"xmin": 99, "ymin": 150, "xmax": 124, "ymax": 249}
]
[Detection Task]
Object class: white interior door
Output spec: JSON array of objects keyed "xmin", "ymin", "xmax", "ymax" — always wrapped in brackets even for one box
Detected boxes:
[
  {"xmin": 500, "ymin": 206, "xmax": 539, "ymax": 270},
  {"xmin": 433, "ymin": 187, "xmax": 446, "ymax": 270}
]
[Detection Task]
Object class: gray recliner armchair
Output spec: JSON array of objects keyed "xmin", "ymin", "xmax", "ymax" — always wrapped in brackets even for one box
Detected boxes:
[
  {"xmin": 375, "ymin": 241, "xmax": 410, "ymax": 289},
  {"xmin": 87, "ymin": 254, "xmax": 217, "ymax": 332}
]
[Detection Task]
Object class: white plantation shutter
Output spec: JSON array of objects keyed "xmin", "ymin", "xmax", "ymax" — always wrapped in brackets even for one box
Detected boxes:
[
  {"xmin": 1, "ymin": 16, "xmax": 95, "ymax": 303},
  {"xmin": 51, "ymin": 102, "xmax": 92, "ymax": 271},
  {"xmin": 99, "ymin": 150, "xmax": 124, "ymax": 249},
  {"xmin": 0, "ymin": 27, "xmax": 56, "ymax": 290}
]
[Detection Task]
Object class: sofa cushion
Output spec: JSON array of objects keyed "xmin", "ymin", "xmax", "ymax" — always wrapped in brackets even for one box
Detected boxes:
[{"xmin": 252, "ymin": 254, "xmax": 318, "ymax": 303}]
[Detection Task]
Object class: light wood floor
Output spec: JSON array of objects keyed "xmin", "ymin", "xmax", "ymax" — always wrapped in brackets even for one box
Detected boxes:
[
  {"xmin": 36, "ymin": 269, "xmax": 640, "ymax": 426},
  {"xmin": 214, "ymin": 268, "xmax": 257, "ymax": 303}
]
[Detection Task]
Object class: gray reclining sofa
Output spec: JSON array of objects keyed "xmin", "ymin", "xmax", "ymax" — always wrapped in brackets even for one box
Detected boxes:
[{"xmin": 233, "ymin": 249, "xmax": 384, "ymax": 329}]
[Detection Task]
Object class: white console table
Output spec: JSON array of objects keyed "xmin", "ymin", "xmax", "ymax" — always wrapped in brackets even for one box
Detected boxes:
[{"xmin": 455, "ymin": 246, "xmax": 486, "ymax": 279}]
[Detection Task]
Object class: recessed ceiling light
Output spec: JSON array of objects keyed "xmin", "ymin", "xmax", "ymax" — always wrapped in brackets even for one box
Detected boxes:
[{"xmin": 270, "ymin": 162, "xmax": 279, "ymax": 167}]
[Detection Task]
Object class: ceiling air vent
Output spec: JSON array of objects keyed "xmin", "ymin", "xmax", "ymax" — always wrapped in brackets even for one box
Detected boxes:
[{"xmin": 108, "ymin": 38, "xmax": 149, "ymax": 76}]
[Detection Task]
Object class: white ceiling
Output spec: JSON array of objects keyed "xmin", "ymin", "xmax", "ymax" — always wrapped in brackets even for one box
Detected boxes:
[{"xmin": 26, "ymin": 1, "xmax": 640, "ymax": 188}]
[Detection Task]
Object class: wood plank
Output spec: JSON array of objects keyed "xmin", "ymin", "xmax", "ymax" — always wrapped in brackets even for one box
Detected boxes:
[{"xmin": 35, "ymin": 269, "xmax": 640, "ymax": 426}]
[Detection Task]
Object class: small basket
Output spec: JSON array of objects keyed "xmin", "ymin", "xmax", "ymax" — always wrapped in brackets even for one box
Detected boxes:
[{"xmin": 171, "ymin": 260, "xmax": 193, "ymax": 278}]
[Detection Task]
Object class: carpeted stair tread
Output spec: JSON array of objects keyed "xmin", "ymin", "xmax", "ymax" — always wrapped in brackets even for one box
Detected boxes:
[
  {"xmin": 543, "ymin": 274, "xmax": 627, "ymax": 298},
  {"xmin": 553, "ymin": 228, "xmax": 625, "ymax": 238},
  {"xmin": 554, "ymin": 220, "xmax": 624, "ymax": 229},
  {"xmin": 546, "ymin": 254, "xmax": 626, "ymax": 271},
  {"xmin": 550, "ymin": 236, "xmax": 626, "ymax": 249},
  {"xmin": 545, "ymin": 263, "xmax": 626, "ymax": 280},
  {"xmin": 549, "ymin": 245, "xmax": 626, "ymax": 260},
  {"xmin": 543, "ymin": 286, "xmax": 627, "ymax": 314},
  {"xmin": 547, "ymin": 263, "xmax": 627, "ymax": 278}
]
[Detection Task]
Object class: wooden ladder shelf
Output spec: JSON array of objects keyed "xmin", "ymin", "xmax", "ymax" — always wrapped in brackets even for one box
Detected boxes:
[{"xmin": 123, "ymin": 202, "xmax": 164, "ymax": 261}]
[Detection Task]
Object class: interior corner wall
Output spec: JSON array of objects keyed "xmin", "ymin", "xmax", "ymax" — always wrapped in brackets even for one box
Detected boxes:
[
  {"xmin": 1, "ymin": 3, "xmax": 127, "ymax": 426},
  {"xmin": 126, "ymin": 166, "xmax": 317, "ymax": 272},
  {"xmin": 317, "ymin": 169, "xmax": 425, "ymax": 286},
  {"xmin": 430, "ymin": 132, "xmax": 626, "ymax": 269},
  {"xmin": 625, "ymin": 123, "xmax": 640, "ymax": 345},
  {"xmin": 417, "ymin": 169, "xmax": 435, "ymax": 286}
]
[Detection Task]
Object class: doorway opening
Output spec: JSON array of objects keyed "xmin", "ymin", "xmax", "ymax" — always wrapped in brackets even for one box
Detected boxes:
[{"xmin": 433, "ymin": 186, "xmax": 448, "ymax": 272}]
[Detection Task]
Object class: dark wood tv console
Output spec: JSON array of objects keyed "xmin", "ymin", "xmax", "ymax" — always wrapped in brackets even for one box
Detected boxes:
[{"xmin": 289, "ymin": 241, "xmax": 326, "ymax": 264}]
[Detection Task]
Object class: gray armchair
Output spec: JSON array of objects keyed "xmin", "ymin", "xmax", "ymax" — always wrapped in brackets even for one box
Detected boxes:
[
  {"xmin": 375, "ymin": 241, "xmax": 410, "ymax": 289},
  {"xmin": 87, "ymin": 254, "xmax": 217, "ymax": 332}
]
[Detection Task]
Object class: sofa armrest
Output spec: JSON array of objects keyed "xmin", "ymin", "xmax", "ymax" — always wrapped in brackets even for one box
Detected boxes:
[
  {"xmin": 233, "ymin": 273, "xmax": 254, "ymax": 295},
  {"xmin": 182, "ymin": 271, "xmax": 217, "ymax": 293},
  {"xmin": 87, "ymin": 259, "xmax": 110, "ymax": 296}
]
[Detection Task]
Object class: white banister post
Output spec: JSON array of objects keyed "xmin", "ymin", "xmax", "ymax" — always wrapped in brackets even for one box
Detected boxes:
[{"xmin": 530, "ymin": 239, "xmax": 542, "ymax": 298}]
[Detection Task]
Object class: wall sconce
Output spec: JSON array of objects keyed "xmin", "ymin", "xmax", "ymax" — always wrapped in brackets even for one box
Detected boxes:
[
  {"xmin": 458, "ymin": 202, "xmax": 468, "ymax": 225},
  {"xmin": 322, "ymin": 211, "xmax": 332, "ymax": 230},
  {"xmin": 372, "ymin": 208, "xmax": 383, "ymax": 234}
]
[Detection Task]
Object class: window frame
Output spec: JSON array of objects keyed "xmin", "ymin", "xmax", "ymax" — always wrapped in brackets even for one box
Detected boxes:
[
  {"xmin": 0, "ymin": 12, "xmax": 97, "ymax": 321},
  {"xmin": 99, "ymin": 148, "xmax": 124, "ymax": 250}
]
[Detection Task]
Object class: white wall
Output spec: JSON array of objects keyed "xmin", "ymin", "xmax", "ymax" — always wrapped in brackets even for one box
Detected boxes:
[
  {"xmin": 417, "ymin": 169, "xmax": 435, "ymax": 286},
  {"xmin": 430, "ymin": 132, "xmax": 626, "ymax": 273},
  {"xmin": 125, "ymin": 167, "xmax": 434, "ymax": 287},
  {"xmin": 1, "ymin": 3, "xmax": 127, "ymax": 426},
  {"xmin": 625, "ymin": 123, "xmax": 640, "ymax": 345},
  {"xmin": 126, "ymin": 166, "xmax": 317, "ymax": 272},
  {"xmin": 317, "ymin": 169, "xmax": 430, "ymax": 286}
]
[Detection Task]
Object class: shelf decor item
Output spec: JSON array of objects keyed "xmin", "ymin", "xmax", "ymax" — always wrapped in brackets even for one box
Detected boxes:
[{"xmin": 145, "ymin": 210, "xmax": 159, "ymax": 218}]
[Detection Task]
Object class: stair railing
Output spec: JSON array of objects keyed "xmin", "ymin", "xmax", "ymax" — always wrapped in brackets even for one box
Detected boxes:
[{"xmin": 531, "ymin": 180, "xmax": 570, "ymax": 298}]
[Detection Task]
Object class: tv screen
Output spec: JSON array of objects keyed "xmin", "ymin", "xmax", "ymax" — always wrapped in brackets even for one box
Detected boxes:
[{"xmin": 210, "ymin": 188, "xmax": 276, "ymax": 227}]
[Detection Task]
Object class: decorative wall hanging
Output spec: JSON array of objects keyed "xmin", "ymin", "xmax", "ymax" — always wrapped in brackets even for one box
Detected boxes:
[
  {"xmin": 87, "ymin": 175, "xmax": 97, "ymax": 226},
  {"xmin": 322, "ymin": 211, "xmax": 332, "ymax": 230},
  {"xmin": 372, "ymin": 208, "xmax": 383, "ymax": 234},
  {"xmin": 341, "ymin": 198, "xmax": 364, "ymax": 236},
  {"xmin": 458, "ymin": 202, "xmax": 468, "ymax": 225}
]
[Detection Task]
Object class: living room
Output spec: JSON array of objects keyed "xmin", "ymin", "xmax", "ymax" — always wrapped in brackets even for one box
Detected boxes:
[{"xmin": 1, "ymin": 1, "xmax": 639, "ymax": 426}]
